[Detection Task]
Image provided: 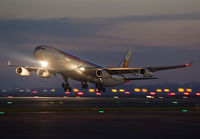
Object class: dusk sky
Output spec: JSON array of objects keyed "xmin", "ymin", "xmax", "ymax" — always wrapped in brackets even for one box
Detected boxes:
[{"xmin": 0, "ymin": 0, "xmax": 199, "ymax": 89}]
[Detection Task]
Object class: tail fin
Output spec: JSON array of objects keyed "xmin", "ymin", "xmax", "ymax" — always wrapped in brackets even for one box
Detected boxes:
[{"xmin": 119, "ymin": 49, "xmax": 132, "ymax": 68}]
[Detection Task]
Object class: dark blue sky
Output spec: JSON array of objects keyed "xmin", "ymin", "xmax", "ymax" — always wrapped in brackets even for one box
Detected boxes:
[{"xmin": 0, "ymin": 0, "xmax": 199, "ymax": 89}]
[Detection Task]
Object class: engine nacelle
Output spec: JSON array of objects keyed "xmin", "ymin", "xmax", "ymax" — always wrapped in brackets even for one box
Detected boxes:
[
  {"xmin": 37, "ymin": 68, "xmax": 51, "ymax": 78},
  {"xmin": 16, "ymin": 67, "xmax": 30, "ymax": 76},
  {"xmin": 139, "ymin": 68, "xmax": 153, "ymax": 77},
  {"xmin": 96, "ymin": 69, "xmax": 109, "ymax": 78}
]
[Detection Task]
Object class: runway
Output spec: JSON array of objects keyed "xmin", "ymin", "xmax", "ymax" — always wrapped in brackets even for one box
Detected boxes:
[{"xmin": 0, "ymin": 97, "xmax": 200, "ymax": 138}]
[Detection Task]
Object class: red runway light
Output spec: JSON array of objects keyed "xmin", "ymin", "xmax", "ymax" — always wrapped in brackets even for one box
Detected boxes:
[
  {"xmin": 168, "ymin": 93, "xmax": 175, "ymax": 96},
  {"xmin": 150, "ymin": 92, "xmax": 156, "ymax": 95},
  {"xmin": 65, "ymin": 92, "xmax": 70, "ymax": 94},
  {"xmin": 32, "ymin": 91, "xmax": 38, "ymax": 94},
  {"xmin": 78, "ymin": 92, "xmax": 84, "ymax": 95},
  {"xmin": 96, "ymin": 92, "xmax": 101, "ymax": 96},
  {"xmin": 184, "ymin": 92, "xmax": 190, "ymax": 95},
  {"xmin": 196, "ymin": 93, "xmax": 200, "ymax": 96},
  {"xmin": 185, "ymin": 63, "xmax": 190, "ymax": 67},
  {"xmin": 125, "ymin": 92, "xmax": 130, "ymax": 94}
]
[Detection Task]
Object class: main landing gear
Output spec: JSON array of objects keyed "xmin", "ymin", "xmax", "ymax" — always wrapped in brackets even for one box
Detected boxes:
[
  {"xmin": 96, "ymin": 84, "xmax": 106, "ymax": 92},
  {"xmin": 62, "ymin": 82, "xmax": 72, "ymax": 92},
  {"xmin": 61, "ymin": 75, "xmax": 72, "ymax": 92},
  {"xmin": 81, "ymin": 81, "xmax": 88, "ymax": 89}
]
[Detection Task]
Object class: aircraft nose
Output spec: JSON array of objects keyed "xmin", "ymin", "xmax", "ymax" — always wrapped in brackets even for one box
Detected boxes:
[{"xmin": 33, "ymin": 46, "xmax": 45, "ymax": 59}]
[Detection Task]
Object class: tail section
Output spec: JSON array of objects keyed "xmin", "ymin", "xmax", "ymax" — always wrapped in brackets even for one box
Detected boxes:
[{"xmin": 119, "ymin": 49, "xmax": 132, "ymax": 68}]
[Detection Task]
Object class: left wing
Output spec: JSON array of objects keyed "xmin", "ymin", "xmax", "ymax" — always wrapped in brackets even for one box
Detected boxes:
[
  {"xmin": 8, "ymin": 60, "xmax": 41, "ymax": 71},
  {"xmin": 8, "ymin": 60, "xmax": 56, "ymax": 76}
]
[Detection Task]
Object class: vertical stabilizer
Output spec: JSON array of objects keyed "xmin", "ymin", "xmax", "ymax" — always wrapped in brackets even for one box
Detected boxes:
[{"xmin": 119, "ymin": 49, "xmax": 132, "ymax": 68}]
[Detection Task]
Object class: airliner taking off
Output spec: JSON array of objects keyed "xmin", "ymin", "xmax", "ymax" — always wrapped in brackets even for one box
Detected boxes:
[{"xmin": 8, "ymin": 45, "xmax": 193, "ymax": 92}]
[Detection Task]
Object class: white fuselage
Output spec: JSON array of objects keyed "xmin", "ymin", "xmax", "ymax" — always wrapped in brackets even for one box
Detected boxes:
[{"xmin": 33, "ymin": 45, "xmax": 125, "ymax": 87}]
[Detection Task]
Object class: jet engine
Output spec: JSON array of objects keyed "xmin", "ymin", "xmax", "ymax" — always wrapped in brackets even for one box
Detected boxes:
[
  {"xmin": 95, "ymin": 69, "xmax": 110, "ymax": 78},
  {"xmin": 16, "ymin": 67, "xmax": 30, "ymax": 76},
  {"xmin": 37, "ymin": 68, "xmax": 51, "ymax": 78},
  {"xmin": 139, "ymin": 68, "xmax": 153, "ymax": 77}
]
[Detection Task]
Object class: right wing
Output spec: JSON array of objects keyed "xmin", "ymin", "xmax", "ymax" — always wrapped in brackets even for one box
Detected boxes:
[
  {"xmin": 85, "ymin": 61, "xmax": 194, "ymax": 75},
  {"xmin": 103, "ymin": 61, "xmax": 194, "ymax": 75}
]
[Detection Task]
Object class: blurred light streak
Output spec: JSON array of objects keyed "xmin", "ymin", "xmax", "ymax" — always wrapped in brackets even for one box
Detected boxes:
[
  {"xmin": 146, "ymin": 95, "xmax": 154, "ymax": 98},
  {"xmin": 124, "ymin": 91, "xmax": 130, "ymax": 94},
  {"xmin": 184, "ymin": 92, "xmax": 190, "ymax": 95},
  {"xmin": 168, "ymin": 93, "xmax": 175, "ymax": 96},
  {"xmin": 150, "ymin": 92, "xmax": 156, "ymax": 95},
  {"xmin": 178, "ymin": 88, "xmax": 184, "ymax": 92},
  {"xmin": 164, "ymin": 89, "xmax": 170, "ymax": 92},
  {"xmin": 142, "ymin": 89, "xmax": 148, "ymax": 92},
  {"xmin": 65, "ymin": 92, "xmax": 70, "ymax": 94},
  {"xmin": 119, "ymin": 89, "xmax": 125, "ymax": 92},
  {"xmin": 196, "ymin": 93, "xmax": 200, "ymax": 96},
  {"xmin": 156, "ymin": 89, "xmax": 162, "ymax": 92},
  {"xmin": 182, "ymin": 109, "xmax": 188, "ymax": 112},
  {"xmin": 78, "ymin": 92, "xmax": 84, "ymax": 95},
  {"xmin": 112, "ymin": 89, "xmax": 117, "ymax": 93},
  {"xmin": 186, "ymin": 88, "xmax": 192, "ymax": 92},
  {"xmin": 89, "ymin": 89, "xmax": 95, "ymax": 92},
  {"xmin": 96, "ymin": 92, "xmax": 101, "ymax": 96},
  {"xmin": 32, "ymin": 91, "xmax": 38, "ymax": 93},
  {"xmin": 134, "ymin": 88, "xmax": 140, "ymax": 92},
  {"xmin": 73, "ymin": 88, "xmax": 79, "ymax": 92}
]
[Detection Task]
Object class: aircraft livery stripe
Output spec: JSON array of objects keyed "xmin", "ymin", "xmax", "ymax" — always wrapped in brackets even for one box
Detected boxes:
[{"xmin": 56, "ymin": 49, "xmax": 104, "ymax": 68}]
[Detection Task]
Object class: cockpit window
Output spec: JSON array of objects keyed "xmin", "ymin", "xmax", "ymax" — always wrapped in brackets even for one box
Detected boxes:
[{"xmin": 36, "ymin": 46, "xmax": 45, "ymax": 50}]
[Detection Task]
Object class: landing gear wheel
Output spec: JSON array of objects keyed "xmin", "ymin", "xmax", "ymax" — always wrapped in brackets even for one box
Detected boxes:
[
  {"xmin": 81, "ymin": 82, "xmax": 88, "ymax": 89},
  {"xmin": 64, "ymin": 86, "xmax": 72, "ymax": 92},
  {"xmin": 61, "ymin": 82, "xmax": 65, "ymax": 88},
  {"xmin": 62, "ymin": 82, "xmax": 72, "ymax": 92}
]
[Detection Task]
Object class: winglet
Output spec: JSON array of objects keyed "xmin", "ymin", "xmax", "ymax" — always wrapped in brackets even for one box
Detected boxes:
[{"xmin": 185, "ymin": 61, "xmax": 194, "ymax": 67}]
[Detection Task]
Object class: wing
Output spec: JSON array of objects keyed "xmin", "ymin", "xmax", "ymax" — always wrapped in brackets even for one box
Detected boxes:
[
  {"xmin": 8, "ymin": 60, "xmax": 56, "ymax": 74},
  {"xmin": 86, "ymin": 61, "xmax": 194, "ymax": 75}
]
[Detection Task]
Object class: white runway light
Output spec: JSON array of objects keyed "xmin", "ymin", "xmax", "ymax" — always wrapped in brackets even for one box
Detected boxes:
[{"xmin": 40, "ymin": 61, "xmax": 48, "ymax": 67}]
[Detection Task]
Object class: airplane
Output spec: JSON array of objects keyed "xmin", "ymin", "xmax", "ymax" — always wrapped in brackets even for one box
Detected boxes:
[{"xmin": 8, "ymin": 45, "xmax": 194, "ymax": 92}]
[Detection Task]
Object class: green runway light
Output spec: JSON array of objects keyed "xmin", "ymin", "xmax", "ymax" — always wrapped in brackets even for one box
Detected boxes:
[
  {"xmin": 115, "ymin": 102, "xmax": 120, "ymax": 104},
  {"xmin": 99, "ymin": 111, "xmax": 104, "ymax": 114},
  {"xmin": 0, "ymin": 112, "xmax": 5, "ymax": 115},
  {"xmin": 7, "ymin": 101, "xmax": 12, "ymax": 104},
  {"xmin": 182, "ymin": 109, "xmax": 188, "ymax": 112},
  {"xmin": 172, "ymin": 101, "xmax": 178, "ymax": 104}
]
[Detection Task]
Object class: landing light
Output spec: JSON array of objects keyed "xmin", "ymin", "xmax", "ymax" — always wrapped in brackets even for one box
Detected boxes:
[
  {"xmin": 79, "ymin": 67, "xmax": 85, "ymax": 71},
  {"xmin": 40, "ymin": 61, "xmax": 48, "ymax": 67}
]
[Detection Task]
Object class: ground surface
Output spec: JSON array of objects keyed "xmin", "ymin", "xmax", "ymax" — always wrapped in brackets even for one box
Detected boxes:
[{"xmin": 0, "ymin": 97, "xmax": 200, "ymax": 139}]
